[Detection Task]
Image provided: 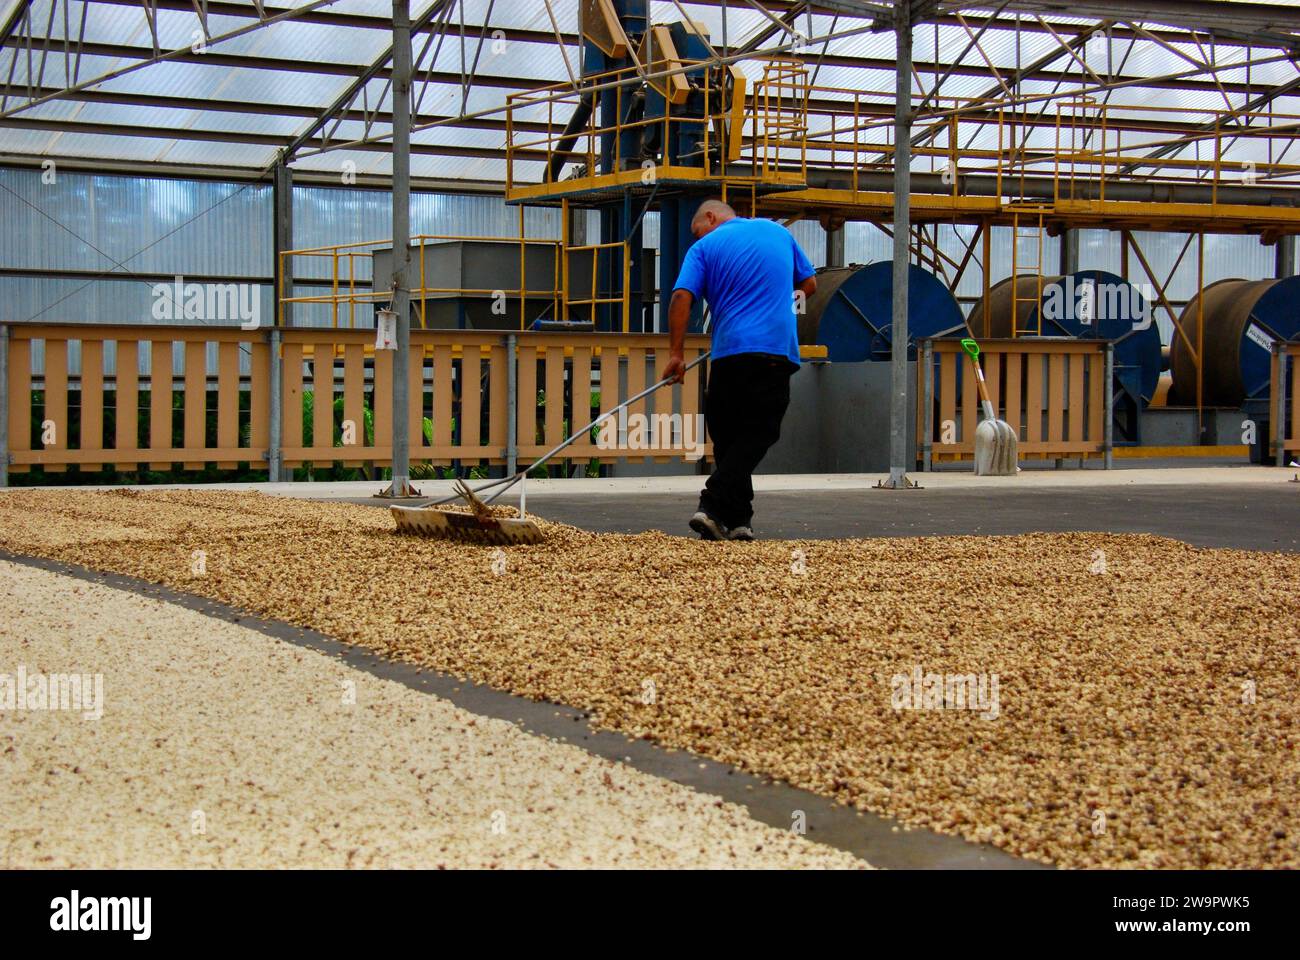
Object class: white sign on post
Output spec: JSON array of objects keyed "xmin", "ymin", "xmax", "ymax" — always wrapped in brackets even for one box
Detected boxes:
[{"xmin": 376, "ymin": 307, "xmax": 397, "ymax": 350}]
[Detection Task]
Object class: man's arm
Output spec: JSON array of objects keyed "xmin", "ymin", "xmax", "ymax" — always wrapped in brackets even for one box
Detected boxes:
[
  {"xmin": 660, "ymin": 288, "xmax": 693, "ymax": 383},
  {"xmin": 797, "ymin": 274, "xmax": 817, "ymax": 299}
]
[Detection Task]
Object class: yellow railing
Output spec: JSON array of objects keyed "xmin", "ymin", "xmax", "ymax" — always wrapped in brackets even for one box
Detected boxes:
[
  {"xmin": 504, "ymin": 58, "xmax": 809, "ymax": 199},
  {"xmin": 1054, "ymin": 100, "xmax": 1300, "ymax": 204},
  {"xmin": 278, "ymin": 233, "xmax": 566, "ymax": 330}
]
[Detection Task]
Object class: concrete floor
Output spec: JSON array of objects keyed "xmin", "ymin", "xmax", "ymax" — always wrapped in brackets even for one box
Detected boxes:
[
  {"xmin": 301, "ymin": 467, "xmax": 1299, "ymax": 553},
  {"xmin": 511, "ymin": 484, "xmax": 1300, "ymax": 552}
]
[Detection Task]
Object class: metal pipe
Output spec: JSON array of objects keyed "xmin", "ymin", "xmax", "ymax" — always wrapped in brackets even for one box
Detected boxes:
[
  {"xmin": 273, "ymin": 159, "xmax": 294, "ymax": 328},
  {"xmin": 546, "ymin": 91, "xmax": 596, "ymax": 183},
  {"xmin": 1059, "ymin": 227, "xmax": 1079, "ymax": 274},
  {"xmin": 505, "ymin": 332, "xmax": 517, "ymax": 476},
  {"xmin": 785, "ymin": 167, "xmax": 1300, "ymax": 209},
  {"xmin": 825, "ymin": 221, "xmax": 845, "ymax": 268},
  {"xmin": 1276, "ymin": 235, "xmax": 1296, "ymax": 278},
  {"xmin": 385, "ymin": 0, "xmax": 414, "ymax": 498},
  {"xmin": 1104, "ymin": 341, "xmax": 1114, "ymax": 470},
  {"xmin": 0, "ymin": 322, "xmax": 8, "ymax": 488},
  {"xmin": 268, "ymin": 326, "xmax": 282, "ymax": 481},
  {"xmin": 886, "ymin": 2, "xmax": 912, "ymax": 488}
]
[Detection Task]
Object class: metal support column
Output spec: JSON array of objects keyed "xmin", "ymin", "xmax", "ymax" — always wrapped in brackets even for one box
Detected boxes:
[
  {"xmin": 382, "ymin": 0, "xmax": 414, "ymax": 498},
  {"xmin": 1276, "ymin": 235, "xmax": 1296, "ymax": 279},
  {"xmin": 569, "ymin": 205, "xmax": 587, "ymax": 249},
  {"xmin": 826, "ymin": 221, "xmax": 845, "ymax": 269},
  {"xmin": 269, "ymin": 158, "xmax": 291, "ymax": 482},
  {"xmin": 268, "ymin": 327, "xmax": 282, "ymax": 481},
  {"xmin": 505, "ymin": 332, "xmax": 518, "ymax": 476},
  {"xmin": 0, "ymin": 323, "xmax": 8, "ymax": 488},
  {"xmin": 273, "ymin": 158, "xmax": 293, "ymax": 328},
  {"xmin": 882, "ymin": 1, "xmax": 914, "ymax": 489},
  {"xmin": 1059, "ymin": 227, "xmax": 1079, "ymax": 275}
]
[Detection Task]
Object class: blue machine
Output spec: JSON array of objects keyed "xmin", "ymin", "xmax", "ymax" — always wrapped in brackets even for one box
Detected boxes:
[
  {"xmin": 572, "ymin": 6, "xmax": 725, "ymax": 332},
  {"xmin": 797, "ymin": 262, "xmax": 966, "ymax": 361},
  {"xmin": 1171, "ymin": 276, "xmax": 1300, "ymax": 407},
  {"xmin": 970, "ymin": 270, "xmax": 1164, "ymax": 407}
]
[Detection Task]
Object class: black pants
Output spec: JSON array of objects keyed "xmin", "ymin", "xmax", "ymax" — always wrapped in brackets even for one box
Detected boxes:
[{"xmin": 699, "ymin": 353, "xmax": 794, "ymax": 529}]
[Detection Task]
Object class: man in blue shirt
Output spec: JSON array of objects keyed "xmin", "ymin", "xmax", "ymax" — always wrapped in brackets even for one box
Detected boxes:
[{"xmin": 661, "ymin": 199, "xmax": 817, "ymax": 541}]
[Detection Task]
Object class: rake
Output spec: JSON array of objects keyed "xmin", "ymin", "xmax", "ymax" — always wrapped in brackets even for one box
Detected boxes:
[
  {"xmin": 392, "ymin": 351, "xmax": 711, "ymax": 544},
  {"xmin": 959, "ymin": 337, "xmax": 1019, "ymax": 477}
]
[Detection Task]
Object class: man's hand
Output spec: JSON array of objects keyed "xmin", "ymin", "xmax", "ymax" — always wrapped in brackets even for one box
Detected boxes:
[
  {"xmin": 661, "ymin": 353, "xmax": 686, "ymax": 384},
  {"xmin": 663, "ymin": 289, "xmax": 693, "ymax": 384}
]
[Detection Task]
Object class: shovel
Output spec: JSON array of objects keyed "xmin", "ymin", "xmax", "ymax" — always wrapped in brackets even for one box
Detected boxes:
[{"xmin": 959, "ymin": 338, "xmax": 1018, "ymax": 476}]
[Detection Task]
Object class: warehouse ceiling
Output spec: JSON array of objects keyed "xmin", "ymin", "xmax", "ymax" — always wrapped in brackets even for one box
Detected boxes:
[{"xmin": 1, "ymin": 0, "xmax": 1299, "ymax": 187}]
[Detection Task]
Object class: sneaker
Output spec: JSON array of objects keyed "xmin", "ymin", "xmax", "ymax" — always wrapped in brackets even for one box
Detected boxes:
[
  {"xmin": 726, "ymin": 525, "xmax": 755, "ymax": 542},
  {"xmin": 689, "ymin": 510, "xmax": 727, "ymax": 541}
]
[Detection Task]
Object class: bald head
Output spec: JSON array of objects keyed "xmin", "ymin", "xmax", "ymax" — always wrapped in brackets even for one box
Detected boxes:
[{"xmin": 690, "ymin": 199, "xmax": 736, "ymax": 239}]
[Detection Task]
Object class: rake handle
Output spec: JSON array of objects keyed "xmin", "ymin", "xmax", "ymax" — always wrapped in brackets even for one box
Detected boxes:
[{"xmin": 432, "ymin": 350, "xmax": 712, "ymax": 507}]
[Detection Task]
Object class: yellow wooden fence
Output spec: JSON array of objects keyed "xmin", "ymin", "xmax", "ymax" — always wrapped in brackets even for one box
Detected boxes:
[
  {"xmin": 2, "ymin": 323, "xmax": 710, "ymax": 476},
  {"xmin": 918, "ymin": 338, "xmax": 1110, "ymax": 465}
]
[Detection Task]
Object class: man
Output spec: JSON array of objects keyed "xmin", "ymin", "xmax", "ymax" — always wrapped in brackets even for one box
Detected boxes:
[{"xmin": 661, "ymin": 199, "xmax": 817, "ymax": 541}]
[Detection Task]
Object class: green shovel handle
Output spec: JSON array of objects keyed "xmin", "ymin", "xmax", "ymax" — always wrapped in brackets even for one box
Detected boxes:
[{"xmin": 960, "ymin": 337, "xmax": 981, "ymax": 362}]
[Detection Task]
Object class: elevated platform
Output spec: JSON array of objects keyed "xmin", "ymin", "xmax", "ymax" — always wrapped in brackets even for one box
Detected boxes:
[
  {"xmin": 759, "ymin": 188, "xmax": 1300, "ymax": 235},
  {"xmin": 504, "ymin": 164, "xmax": 807, "ymax": 207}
]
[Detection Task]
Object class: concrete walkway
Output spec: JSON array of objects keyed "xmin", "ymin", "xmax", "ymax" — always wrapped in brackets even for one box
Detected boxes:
[{"xmin": 16, "ymin": 464, "xmax": 1298, "ymax": 501}]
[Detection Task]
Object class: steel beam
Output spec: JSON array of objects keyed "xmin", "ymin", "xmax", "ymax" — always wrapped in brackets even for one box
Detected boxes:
[
  {"xmin": 984, "ymin": 1, "xmax": 1300, "ymax": 47},
  {"xmin": 0, "ymin": 115, "xmax": 549, "ymax": 163},
  {"xmin": 1276, "ymin": 234, "xmax": 1296, "ymax": 278},
  {"xmin": 0, "ymin": 321, "xmax": 8, "ymax": 488},
  {"xmin": 284, "ymin": 0, "xmax": 451, "ymax": 161},
  {"xmin": 268, "ymin": 326, "xmax": 282, "ymax": 482},
  {"xmin": 382, "ymin": 0, "xmax": 414, "ymax": 499},
  {"xmin": 886, "ymin": 0, "xmax": 913, "ymax": 489},
  {"xmin": 796, "ymin": 166, "xmax": 1300, "ymax": 208},
  {"xmin": 825, "ymin": 221, "xmax": 845, "ymax": 267},
  {"xmin": 1059, "ymin": 227, "xmax": 1079, "ymax": 274},
  {"xmin": 273, "ymin": 158, "xmax": 293, "ymax": 327},
  {"xmin": 0, "ymin": 0, "xmax": 341, "ymax": 120}
]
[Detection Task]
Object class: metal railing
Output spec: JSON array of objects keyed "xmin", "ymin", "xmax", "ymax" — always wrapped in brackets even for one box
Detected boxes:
[
  {"xmin": 502, "ymin": 67, "xmax": 1300, "ymax": 215},
  {"xmin": 504, "ymin": 57, "xmax": 809, "ymax": 198},
  {"xmin": 278, "ymin": 231, "xmax": 566, "ymax": 330}
]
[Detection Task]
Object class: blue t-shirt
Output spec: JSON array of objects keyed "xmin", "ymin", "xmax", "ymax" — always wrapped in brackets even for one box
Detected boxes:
[{"xmin": 672, "ymin": 217, "xmax": 814, "ymax": 367}]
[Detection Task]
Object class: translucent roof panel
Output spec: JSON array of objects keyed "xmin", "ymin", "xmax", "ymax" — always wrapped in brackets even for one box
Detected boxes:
[{"xmin": 0, "ymin": 0, "xmax": 1296, "ymax": 183}]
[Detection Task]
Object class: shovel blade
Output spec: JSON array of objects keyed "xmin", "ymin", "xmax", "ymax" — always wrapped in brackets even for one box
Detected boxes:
[{"xmin": 974, "ymin": 418, "xmax": 1019, "ymax": 476}]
